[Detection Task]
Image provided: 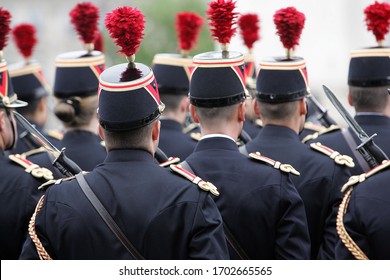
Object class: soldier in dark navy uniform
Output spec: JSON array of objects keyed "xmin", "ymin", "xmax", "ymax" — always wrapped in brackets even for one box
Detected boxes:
[
  {"xmin": 335, "ymin": 161, "xmax": 390, "ymax": 259},
  {"xmin": 184, "ymin": 50, "xmax": 311, "ymax": 259},
  {"xmin": 0, "ymin": 23, "xmax": 53, "ymax": 258},
  {"xmin": 9, "ymin": 23, "xmax": 61, "ymax": 154},
  {"xmin": 241, "ymin": 7, "xmax": 353, "ymax": 259},
  {"xmin": 25, "ymin": 3, "xmax": 106, "ymax": 173},
  {"xmin": 181, "ymin": 2, "xmax": 310, "ymax": 260},
  {"xmin": 151, "ymin": 12, "xmax": 202, "ymax": 159},
  {"xmin": 306, "ymin": 8, "xmax": 390, "ymax": 175},
  {"xmin": 19, "ymin": 5, "xmax": 228, "ymax": 260}
]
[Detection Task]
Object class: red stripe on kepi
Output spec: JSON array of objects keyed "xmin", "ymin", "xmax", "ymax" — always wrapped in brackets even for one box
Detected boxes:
[
  {"xmin": 93, "ymin": 65, "xmax": 104, "ymax": 76},
  {"xmin": 145, "ymin": 77, "xmax": 160, "ymax": 103},
  {"xmin": 300, "ymin": 67, "xmax": 309, "ymax": 86},
  {"xmin": 244, "ymin": 61, "xmax": 254, "ymax": 78},
  {"xmin": 233, "ymin": 65, "xmax": 245, "ymax": 86},
  {"xmin": 0, "ymin": 70, "xmax": 8, "ymax": 98}
]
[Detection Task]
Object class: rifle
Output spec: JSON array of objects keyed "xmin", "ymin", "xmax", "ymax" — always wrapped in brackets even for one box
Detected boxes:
[
  {"xmin": 323, "ymin": 85, "xmax": 388, "ymax": 168},
  {"xmin": 307, "ymin": 93, "xmax": 337, "ymax": 128},
  {"xmin": 14, "ymin": 111, "xmax": 82, "ymax": 177}
]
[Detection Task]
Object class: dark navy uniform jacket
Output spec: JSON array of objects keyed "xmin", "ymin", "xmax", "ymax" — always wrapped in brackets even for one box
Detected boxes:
[
  {"xmin": 19, "ymin": 149, "xmax": 228, "ymax": 260},
  {"xmin": 185, "ymin": 136, "xmax": 311, "ymax": 259},
  {"xmin": 335, "ymin": 167, "xmax": 390, "ymax": 259},
  {"xmin": 0, "ymin": 150, "xmax": 47, "ymax": 259},
  {"xmin": 244, "ymin": 125, "xmax": 351, "ymax": 259},
  {"xmin": 28, "ymin": 130, "xmax": 107, "ymax": 175},
  {"xmin": 11, "ymin": 122, "xmax": 61, "ymax": 154},
  {"xmin": 307, "ymin": 114, "xmax": 390, "ymax": 175},
  {"xmin": 158, "ymin": 119, "xmax": 196, "ymax": 159}
]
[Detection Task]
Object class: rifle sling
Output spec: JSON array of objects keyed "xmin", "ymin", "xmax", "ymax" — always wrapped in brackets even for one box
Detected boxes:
[
  {"xmin": 180, "ymin": 161, "xmax": 250, "ymax": 260},
  {"xmin": 75, "ymin": 173, "xmax": 145, "ymax": 260},
  {"xmin": 341, "ymin": 128, "xmax": 370, "ymax": 172}
]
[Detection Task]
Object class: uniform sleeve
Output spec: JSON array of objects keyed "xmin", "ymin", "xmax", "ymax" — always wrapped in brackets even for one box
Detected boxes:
[
  {"xmin": 335, "ymin": 193, "xmax": 370, "ymax": 260},
  {"xmin": 317, "ymin": 165, "xmax": 351, "ymax": 259},
  {"xmin": 276, "ymin": 175, "xmax": 311, "ymax": 259},
  {"xmin": 189, "ymin": 192, "xmax": 229, "ymax": 260}
]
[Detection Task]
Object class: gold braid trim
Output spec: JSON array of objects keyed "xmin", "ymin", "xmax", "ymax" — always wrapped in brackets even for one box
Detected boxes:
[
  {"xmin": 28, "ymin": 195, "xmax": 53, "ymax": 260},
  {"xmin": 336, "ymin": 187, "xmax": 369, "ymax": 260}
]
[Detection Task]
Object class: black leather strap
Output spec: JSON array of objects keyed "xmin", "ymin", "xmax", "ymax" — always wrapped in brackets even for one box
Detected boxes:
[
  {"xmin": 75, "ymin": 173, "xmax": 145, "ymax": 260},
  {"xmin": 341, "ymin": 128, "xmax": 370, "ymax": 172},
  {"xmin": 180, "ymin": 161, "xmax": 250, "ymax": 260}
]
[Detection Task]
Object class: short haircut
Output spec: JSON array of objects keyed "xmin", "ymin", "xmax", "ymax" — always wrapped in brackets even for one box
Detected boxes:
[
  {"xmin": 257, "ymin": 100, "xmax": 300, "ymax": 121},
  {"xmin": 160, "ymin": 94, "xmax": 184, "ymax": 113},
  {"xmin": 195, "ymin": 103, "xmax": 239, "ymax": 123},
  {"xmin": 349, "ymin": 85, "xmax": 389, "ymax": 112},
  {"xmin": 101, "ymin": 120, "xmax": 155, "ymax": 151}
]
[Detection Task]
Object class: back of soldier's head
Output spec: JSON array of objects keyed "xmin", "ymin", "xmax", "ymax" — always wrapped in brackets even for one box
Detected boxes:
[
  {"xmin": 255, "ymin": 7, "xmax": 309, "ymax": 122},
  {"xmin": 347, "ymin": 2, "xmax": 390, "ymax": 113},
  {"xmin": 98, "ymin": 6, "xmax": 164, "ymax": 151}
]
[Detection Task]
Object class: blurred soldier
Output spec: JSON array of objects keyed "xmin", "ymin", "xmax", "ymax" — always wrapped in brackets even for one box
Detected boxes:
[
  {"xmin": 240, "ymin": 7, "xmax": 353, "ymax": 259},
  {"xmin": 306, "ymin": 2, "xmax": 390, "ymax": 175},
  {"xmin": 9, "ymin": 23, "xmax": 61, "ymax": 154},
  {"xmin": 151, "ymin": 12, "xmax": 201, "ymax": 159},
  {"xmin": 19, "ymin": 6, "xmax": 228, "ymax": 260},
  {"xmin": 182, "ymin": 0, "xmax": 310, "ymax": 260},
  {"xmin": 238, "ymin": 13, "xmax": 262, "ymax": 139},
  {"xmin": 335, "ymin": 161, "xmax": 390, "ymax": 259},
  {"xmin": 26, "ymin": 3, "xmax": 106, "ymax": 172},
  {"xmin": 0, "ymin": 8, "xmax": 53, "ymax": 259}
]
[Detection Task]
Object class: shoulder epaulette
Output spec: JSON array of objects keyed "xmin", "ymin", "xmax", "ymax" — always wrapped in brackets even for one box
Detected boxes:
[
  {"xmin": 304, "ymin": 121, "xmax": 325, "ymax": 132},
  {"xmin": 47, "ymin": 129, "xmax": 64, "ymax": 140},
  {"xmin": 183, "ymin": 123, "xmax": 199, "ymax": 134},
  {"xmin": 255, "ymin": 119, "xmax": 263, "ymax": 127},
  {"xmin": 9, "ymin": 154, "xmax": 54, "ymax": 181},
  {"xmin": 249, "ymin": 152, "xmax": 300, "ymax": 176},
  {"xmin": 310, "ymin": 142, "xmax": 355, "ymax": 168},
  {"xmin": 170, "ymin": 164, "xmax": 220, "ymax": 196},
  {"xmin": 190, "ymin": 132, "xmax": 201, "ymax": 142},
  {"xmin": 159, "ymin": 157, "xmax": 180, "ymax": 167},
  {"xmin": 20, "ymin": 147, "xmax": 47, "ymax": 159},
  {"xmin": 302, "ymin": 124, "xmax": 341, "ymax": 143},
  {"xmin": 341, "ymin": 160, "xmax": 390, "ymax": 192},
  {"xmin": 336, "ymin": 161, "xmax": 390, "ymax": 260}
]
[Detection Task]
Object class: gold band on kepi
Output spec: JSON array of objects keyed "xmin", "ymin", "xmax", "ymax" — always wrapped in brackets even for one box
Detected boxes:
[
  {"xmin": 189, "ymin": 51, "xmax": 247, "ymax": 108},
  {"xmin": 256, "ymin": 57, "xmax": 309, "ymax": 103}
]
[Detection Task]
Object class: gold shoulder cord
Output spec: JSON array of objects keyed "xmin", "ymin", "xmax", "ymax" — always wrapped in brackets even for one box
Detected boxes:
[
  {"xmin": 28, "ymin": 195, "xmax": 53, "ymax": 260},
  {"xmin": 336, "ymin": 160, "xmax": 390, "ymax": 260}
]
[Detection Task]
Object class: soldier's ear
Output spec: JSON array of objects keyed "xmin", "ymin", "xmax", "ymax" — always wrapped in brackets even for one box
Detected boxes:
[
  {"xmin": 347, "ymin": 93, "xmax": 353, "ymax": 106},
  {"xmin": 254, "ymin": 100, "xmax": 260, "ymax": 117},
  {"xmin": 189, "ymin": 104, "xmax": 199, "ymax": 123},
  {"xmin": 299, "ymin": 98, "xmax": 307, "ymax": 116},
  {"xmin": 0, "ymin": 110, "xmax": 6, "ymax": 132},
  {"xmin": 152, "ymin": 120, "xmax": 160, "ymax": 141},
  {"xmin": 98, "ymin": 125, "xmax": 104, "ymax": 141},
  {"xmin": 238, "ymin": 102, "xmax": 245, "ymax": 122}
]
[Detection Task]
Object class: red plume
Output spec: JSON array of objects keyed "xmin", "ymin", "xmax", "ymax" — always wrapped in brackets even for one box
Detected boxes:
[
  {"xmin": 206, "ymin": 0, "xmax": 238, "ymax": 46},
  {"xmin": 0, "ymin": 7, "xmax": 11, "ymax": 51},
  {"xmin": 364, "ymin": 1, "xmax": 390, "ymax": 44},
  {"xmin": 238, "ymin": 13, "xmax": 260, "ymax": 50},
  {"xmin": 12, "ymin": 24, "xmax": 37, "ymax": 59},
  {"xmin": 176, "ymin": 12, "xmax": 203, "ymax": 53},
  {"xmin": 69, "ymin": 2, "xmax": 100, "ymax": 44},
  {"xmin": 94, "ymin": 31, "xmax": 104, "ymax": 52},
  {"xmin": 274, "ymin": 7, "xmax": 305, "ymax": 51},
  {"xmin": 105, "ymin": 6, "xmax": 145, "ymax": 58}
]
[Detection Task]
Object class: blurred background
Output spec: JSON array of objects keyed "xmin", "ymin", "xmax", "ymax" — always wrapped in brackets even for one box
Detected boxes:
[{"xmin": 2, "ymin": 0, "xmax": 389, "ymax": 129}]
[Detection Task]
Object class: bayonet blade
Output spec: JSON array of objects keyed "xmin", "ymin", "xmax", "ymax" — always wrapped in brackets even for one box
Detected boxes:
[{"xmin": 14, "ymin": 111, "xmax": 60, "ymax": 158}]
